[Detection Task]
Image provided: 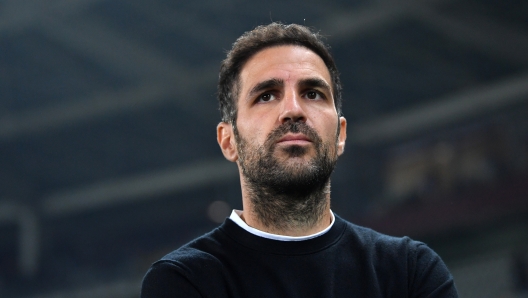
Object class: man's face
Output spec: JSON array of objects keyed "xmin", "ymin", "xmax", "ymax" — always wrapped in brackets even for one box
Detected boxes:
[{"xmin": 227, "ymin": 45, "xmax": 346, "ymax": 194}]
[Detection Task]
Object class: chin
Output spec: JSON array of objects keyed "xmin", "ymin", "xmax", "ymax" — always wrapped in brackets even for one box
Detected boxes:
[
  {"xmin": 282, "ymin": 157, "xmax": 317, "ymax": 172},
  {"xmin": 278, "ymin": 145, "xmax": 313, "ymax": 158},
  {"xmin": 277, "ymin": 155, "xmax": 315, "ymax": 168}
]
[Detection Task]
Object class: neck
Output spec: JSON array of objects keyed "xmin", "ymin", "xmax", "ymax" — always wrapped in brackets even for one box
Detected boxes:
[{"xmin": 240, "ymin": 179, "xmax": 332, "ymax": 236}]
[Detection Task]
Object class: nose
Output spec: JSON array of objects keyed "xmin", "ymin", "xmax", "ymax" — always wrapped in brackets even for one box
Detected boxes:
[{"xmin": 279, "ymin": 90, "xmax": 306, "ymax": 124}]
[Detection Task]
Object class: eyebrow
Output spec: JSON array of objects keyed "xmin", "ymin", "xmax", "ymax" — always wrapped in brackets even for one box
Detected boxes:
[
  {"xmin": 247, "ymin": 78, "xmax": 284, "ymax": 101},
  {"xmin": 297, "ymin": 78, "xmax": 332, "ymax": 95}
]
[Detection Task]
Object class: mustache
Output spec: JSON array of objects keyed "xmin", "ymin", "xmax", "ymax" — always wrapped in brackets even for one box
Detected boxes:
[{"xmin": 264, "ymin": 121, "xmax": 322, "ymax": 149}]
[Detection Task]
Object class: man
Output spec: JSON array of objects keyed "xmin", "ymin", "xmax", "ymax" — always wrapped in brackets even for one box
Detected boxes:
[{"xmin": 141, "ymin": 22, "xmax": 458, "ymax": 297}]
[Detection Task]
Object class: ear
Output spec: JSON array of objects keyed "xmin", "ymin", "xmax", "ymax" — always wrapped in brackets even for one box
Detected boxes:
[
  {"xmin": 217, "ymin": 122, "xmax": 238, "ymax": 162},
  {"xmin": 337, "ymin": 116, "xmax": 347, "ymax": 156}
]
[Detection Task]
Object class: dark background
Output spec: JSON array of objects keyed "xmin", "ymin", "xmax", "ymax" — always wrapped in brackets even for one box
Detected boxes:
[{"xmin": 0, "ymin": 0, "xmax": 527, "ymax": 297}]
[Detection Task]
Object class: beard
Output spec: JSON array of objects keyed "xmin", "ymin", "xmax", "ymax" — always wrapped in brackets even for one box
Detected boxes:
[{"xmin": 233, "ymin": 120, "xmax": 339, "ymax": 231}]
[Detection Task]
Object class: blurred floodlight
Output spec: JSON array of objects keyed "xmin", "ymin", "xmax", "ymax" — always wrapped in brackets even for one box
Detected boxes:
[{"xmin": 207, "ymin": 200, "xmax": 231, "ymax": 223}]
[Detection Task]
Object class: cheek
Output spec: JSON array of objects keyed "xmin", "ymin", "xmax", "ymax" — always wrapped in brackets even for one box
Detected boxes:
[
  {"xmin": 319, "ymin": 118, "xmax": 340, "ymax": 144},
  {"xmin": 237, "ymin": 118, "xmax": 267, "ymax": 145},
  {"xmin": 242, "ymin": 108, "xmax": 277, "ymax": 130}
]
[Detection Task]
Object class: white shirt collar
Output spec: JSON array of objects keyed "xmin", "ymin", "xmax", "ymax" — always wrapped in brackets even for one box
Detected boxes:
[{"xmin": 228, "ymin": 209, "xmax": 335, "ymax": 241}]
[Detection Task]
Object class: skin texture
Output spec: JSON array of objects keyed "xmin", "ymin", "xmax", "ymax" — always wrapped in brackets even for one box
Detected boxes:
[{"xmin": 217, "ymin": 45, "xmax": 347, "ymax": 236}]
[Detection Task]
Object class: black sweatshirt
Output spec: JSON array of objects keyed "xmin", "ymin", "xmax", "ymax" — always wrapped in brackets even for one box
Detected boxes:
[{"xmin": 141, "ymin": 214, "xmax": 458, "ymax": 297}]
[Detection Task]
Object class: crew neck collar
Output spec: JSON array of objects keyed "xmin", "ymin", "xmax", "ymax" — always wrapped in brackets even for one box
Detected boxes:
[
  {"xmin": 220, "ymin": 212, "xmax": 346, "ymax": 255},
  {"xmin": 229, "ymin": 209, "xmax": 335, "ymax": 241}
]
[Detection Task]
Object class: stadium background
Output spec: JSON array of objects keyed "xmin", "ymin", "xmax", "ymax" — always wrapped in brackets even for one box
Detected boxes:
[{"xmin": 0, "ymin": 0, "xmax": 527, "ymax": 297}]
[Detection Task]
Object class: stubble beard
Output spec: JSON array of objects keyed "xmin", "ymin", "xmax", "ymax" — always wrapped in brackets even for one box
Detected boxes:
[{"xmin": 234, "ymin": 120, "xmax": 339, "ymax": 232}]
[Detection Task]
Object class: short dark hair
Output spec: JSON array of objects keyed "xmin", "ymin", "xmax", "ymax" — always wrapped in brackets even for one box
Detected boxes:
[{"xmin": 217, "ymin": 22, "xmax": 343, "ymax": 123}]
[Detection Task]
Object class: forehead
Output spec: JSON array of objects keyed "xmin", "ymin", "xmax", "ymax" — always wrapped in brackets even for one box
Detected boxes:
[{"xmin": 238, "ymin": 45, "xmax": 332, "ymax": 94}]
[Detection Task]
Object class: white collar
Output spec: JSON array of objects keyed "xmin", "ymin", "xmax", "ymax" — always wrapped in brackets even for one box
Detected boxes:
[{"xmin": 228, "ymin": 209, "xmax": 335, "ymax": 241}]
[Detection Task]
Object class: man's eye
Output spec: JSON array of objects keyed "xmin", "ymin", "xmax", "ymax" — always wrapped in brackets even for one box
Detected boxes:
[
  {"xmin": 306, "ymin": 91, "xmax": 322, "ymax": 100},
  {"xmin": 258, "ymin": 93, "xmax": 275, "ymax": 102}
]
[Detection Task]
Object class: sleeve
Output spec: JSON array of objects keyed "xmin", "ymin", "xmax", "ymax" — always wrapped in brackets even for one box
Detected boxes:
[
  {"xmin": 409, "ymin": 242, "xmax": 459, "ymax": 298},
  {"xmin": 141, "ymin": 261, "xmax": 203, "ymax": 298}
]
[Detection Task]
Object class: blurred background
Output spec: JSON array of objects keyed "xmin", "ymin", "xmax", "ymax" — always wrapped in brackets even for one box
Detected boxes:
[{"xmin": 0, "ymin": 0, "xmax": 527, "ymax": 297}]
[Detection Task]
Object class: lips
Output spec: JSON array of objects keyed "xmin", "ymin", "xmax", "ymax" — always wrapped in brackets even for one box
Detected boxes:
[{"xmin": 277, "ymin": 134, "xmax": 312, "ymax": 144}]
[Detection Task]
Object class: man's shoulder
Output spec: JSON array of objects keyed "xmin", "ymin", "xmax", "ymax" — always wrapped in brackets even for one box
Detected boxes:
[
  {"xmin": 338, "ymin": 215, "xmax": 430, "ymax": 258},
  {"xmin": 159, "ymin": 227, "xmax": 226, "ymax": 265},
  {"xmin": 339, "ymin": 216, "xmax": 414, "ymax": 244},
  {"xmin": 338, "ymin": 216, "xmax": 457, "ymax": 297},
  {"xmin": 141, "ymin": 226, "xmax": 232, "ymax": 298}
]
